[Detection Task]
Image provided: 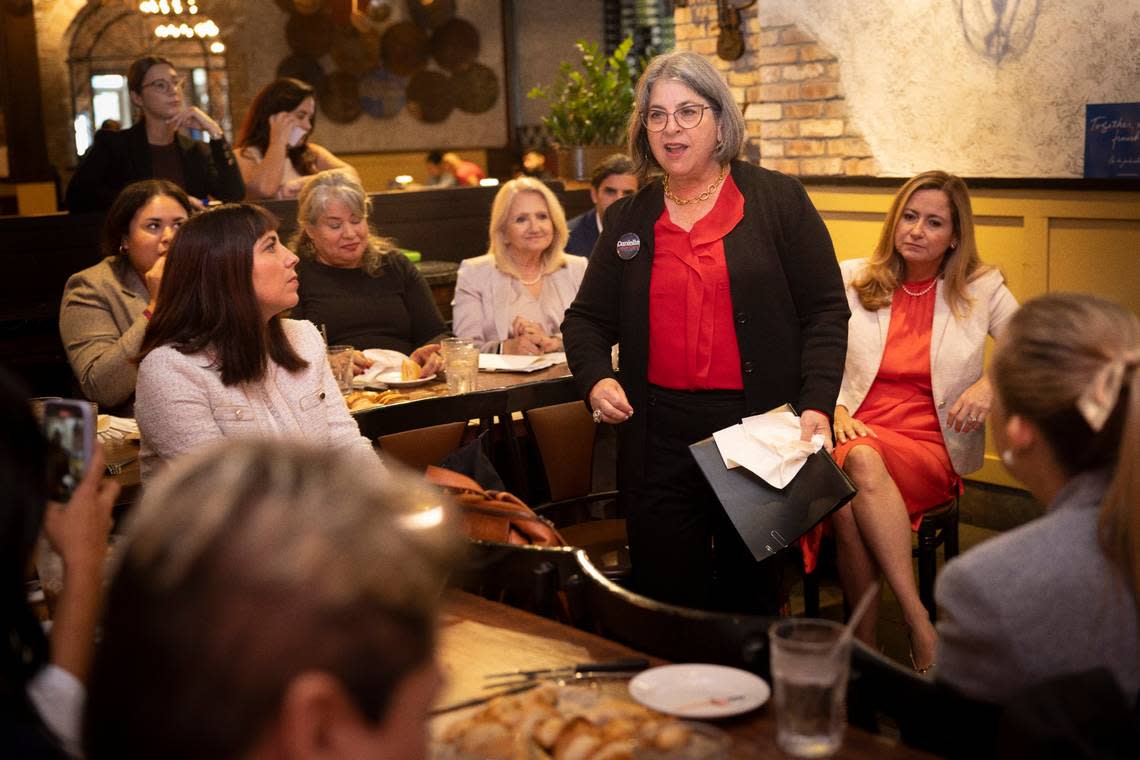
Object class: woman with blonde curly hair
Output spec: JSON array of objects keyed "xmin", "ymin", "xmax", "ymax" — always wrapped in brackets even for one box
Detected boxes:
[
  {"xmin": 290, "ymin": 169, "xmax": 448, "ymax": 375},
  {"xmin": 452, "ymin": 177, "xmax": 585, "ymax": 354},
  {"xmin": 817, "ymin": 171, "xmax": 1018, "ymax": 672}
]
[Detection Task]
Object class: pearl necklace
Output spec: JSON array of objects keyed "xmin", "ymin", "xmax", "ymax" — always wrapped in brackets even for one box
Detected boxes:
[
  {"xmin": 518, "ymin": 271, "xmax": 543, "ymax": 286},
  {"xmin": 900, "ymin": 279, "xmax": 937, "ymax": 297},
  {"xmin": 663, "ymin": 165, "xmax": 728, "ymax": 206}
]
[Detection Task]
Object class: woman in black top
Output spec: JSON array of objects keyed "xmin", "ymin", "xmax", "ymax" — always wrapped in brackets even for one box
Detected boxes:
[
  {"xmin": 290, "ymin": 169, "xmax": 447, "ymax": 374},
  {"xmin": 66, "ymin": 56, "xmax": 244, "ymax": 213}
]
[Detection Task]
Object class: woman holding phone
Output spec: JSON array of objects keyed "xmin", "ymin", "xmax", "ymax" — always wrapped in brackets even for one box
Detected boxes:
[
  {"xmin": 235, "ymin": 78, "xmax": 355, "ymax": 200},
  {"xmin": 0, "ymin": 370, "xmax": 118, "ymax": 757},
  {"xmin": 133, "ymin": 204, "xmax": 379, "ymax": 480}
]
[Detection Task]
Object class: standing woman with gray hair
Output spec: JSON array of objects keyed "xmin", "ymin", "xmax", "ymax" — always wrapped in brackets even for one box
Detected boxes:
[{"xmin": 562, "ymin": 51, "xmax": 849, "ymax": 613}]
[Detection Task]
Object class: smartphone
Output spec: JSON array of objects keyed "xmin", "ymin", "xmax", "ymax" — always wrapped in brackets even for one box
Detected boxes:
[{"xmin": 42, "ymin": 399, "xmax": 96, "ymax": 502}]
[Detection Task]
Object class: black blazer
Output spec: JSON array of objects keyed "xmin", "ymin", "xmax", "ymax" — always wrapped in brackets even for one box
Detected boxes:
[
  {"xmin": 562, "ymin": 160, "xmax": 850, "ymax": 489},
  {"xmin": 65, "ymin": 120, "xmax": 245, "ymax": 212},
  {"xmin": 565, "ymin": 209, "xmax": 600, "ymax": 257}
]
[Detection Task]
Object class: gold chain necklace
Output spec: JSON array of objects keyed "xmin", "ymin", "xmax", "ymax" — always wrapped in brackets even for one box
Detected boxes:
[{"xmin": 663, "ymin": 165, "xmax": 728, "ymax": 206}]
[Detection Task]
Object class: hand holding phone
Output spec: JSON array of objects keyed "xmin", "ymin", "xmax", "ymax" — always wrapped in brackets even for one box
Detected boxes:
[{"xmin": 43, "ymin": 400, "xmax": 98, "ymax": 503}]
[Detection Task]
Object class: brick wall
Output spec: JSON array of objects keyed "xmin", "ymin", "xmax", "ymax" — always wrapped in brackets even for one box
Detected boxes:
[{"xmin": 673, "ymin": 2, "xmax": 878, "ymax": 176}]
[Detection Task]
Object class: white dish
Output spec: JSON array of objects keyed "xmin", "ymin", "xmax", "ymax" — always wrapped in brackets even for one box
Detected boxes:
[
  {"xmin": 628, "ymin": 663, "xmax": 770, "ymax": 719},
  {"xmin": 374, "ymin": 370, "xmax": 437, "ymax": 389}
]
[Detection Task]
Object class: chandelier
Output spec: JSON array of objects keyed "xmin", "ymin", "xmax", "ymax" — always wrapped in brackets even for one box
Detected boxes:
[{"xmin": 137, "ymin": 1, "xmax": 222, "ymax": 46}]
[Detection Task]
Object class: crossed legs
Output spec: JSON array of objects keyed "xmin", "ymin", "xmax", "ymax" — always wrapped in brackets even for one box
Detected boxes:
[{"xmin": 832, "ymin": 444, "xmax": 938, "ymax": 669}]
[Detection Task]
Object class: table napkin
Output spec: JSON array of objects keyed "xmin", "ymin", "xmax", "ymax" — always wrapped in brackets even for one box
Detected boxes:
[
  {"xmin": 711, "ymin": 408, "xmax": 823, "ymax": 488},
  {"xmin": 358, "ymin": 348, "xmax": 412, "ymax": 384}
]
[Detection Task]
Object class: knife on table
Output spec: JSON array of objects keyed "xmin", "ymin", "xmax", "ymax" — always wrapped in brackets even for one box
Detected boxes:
[{"xmin": 483, "ymin": 657, "xmax": 649, "ymax": 680}]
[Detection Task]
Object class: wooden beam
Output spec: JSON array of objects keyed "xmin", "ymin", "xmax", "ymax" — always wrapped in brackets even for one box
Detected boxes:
[{"xmin": 0, "ymin": 1, "xmax": 51, "ymax": 181}]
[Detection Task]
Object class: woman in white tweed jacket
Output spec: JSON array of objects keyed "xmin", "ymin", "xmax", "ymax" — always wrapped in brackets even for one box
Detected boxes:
[{"xmin": 134, "ymin": 203, "xmax": 379, "ymax": 480}]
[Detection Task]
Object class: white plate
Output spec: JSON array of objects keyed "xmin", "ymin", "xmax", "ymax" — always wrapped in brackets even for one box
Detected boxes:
[
  {"xmin": 628, "ymin": 664, "xmax": 770, "ymax": 718},
  {"xmin": 374, "ymin": 370, "xmax": 437, "ymax": 388}
]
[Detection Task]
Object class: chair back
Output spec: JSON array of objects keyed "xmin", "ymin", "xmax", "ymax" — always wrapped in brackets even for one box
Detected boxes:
[
  {"xmin": 525, "ymin": 401, "xmax": 596, "ymax": 501},
  {"xmin": 849, "ymin": 640, "xmax": 999, "ymax": 757},
  {"xmin": 378, "ymin": 420, "xmax": 468, "ymax": 471},
  {"xmin": 569, "ymin": 550, "xmax": 773, "ymax": 674},
  {"xmin": 454, "ymin": 540, "xmax": 581, "ymax": 620}
]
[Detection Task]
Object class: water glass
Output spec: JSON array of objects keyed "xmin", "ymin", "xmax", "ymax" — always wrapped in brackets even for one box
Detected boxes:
[
  {"xmin": 768, "ymin": 618, "xmax": 850, "ymax": 758},
  {"xmin": 446, "ymin": 344, "xmax": 479, "ymax": 394},
  {"xmin": 439, "ymin": 337, "xmax": 473, "ymax": 365},
  {"xmin": 326, "ymin": 345, "xmax": 355, "ymax": 394}
]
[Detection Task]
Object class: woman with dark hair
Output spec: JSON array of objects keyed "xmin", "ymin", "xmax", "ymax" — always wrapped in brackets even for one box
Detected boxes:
[
  {"xmin": 936, "ymin": 293, "xmax": 1139, "ymax": 703},
  {"xmin": 65, "ymin": 55, "xmax": 244, "ymax": 213},
  {"xmin": 59, "ymin": 179, "xmax": 193, "ymax": 413},
  {"xmin": 0, "ymin": 369, "xmax": 118, "ymax": 757},
  {"xmin": 133, "ymin": 204, "xmax": 379, "ymax": 480},
  {"xmin": 822, "ymin": 171, "xmax": 1018, "ymax": 672},
  {"xmin": 562, "ymin": 51, "xmax": 848, "ymax": 614},
  {"xmin": 235, "ymin": 78, "xmax": 354, "ymax": 200}
]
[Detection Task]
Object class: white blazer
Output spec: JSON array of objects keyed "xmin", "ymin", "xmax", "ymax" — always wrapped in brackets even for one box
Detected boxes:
[
  {"xmin": 836, "ymin": 258, "xmax": 1018, "ymax": 474},
  {"xmin": 451, "ymin": 253, "xmax": 587, "ymax": 352}
]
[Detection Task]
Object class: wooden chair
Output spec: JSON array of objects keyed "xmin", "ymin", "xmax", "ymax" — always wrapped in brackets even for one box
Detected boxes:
[
  {"xmin": 377, "ymin": 420, "xmax": 469, "ymax": 471},
  {"xmin": 525, "ymin": 402, "xmax": 628, "ymax": 581},
  {"xmin": 454, "ymin": 540, "xmax": 582, "ymax": 620},
  {"xmin": 802, "ymin": 495, "xmax": 960, "ymax": 622},
  {"xmin": 567, "ymin": 550, "xmax": 775, "ymax": 674}
]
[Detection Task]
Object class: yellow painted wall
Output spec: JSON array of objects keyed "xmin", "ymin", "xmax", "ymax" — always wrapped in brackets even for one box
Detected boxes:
[{"xmin": 806, "ymin": 184, "xmax": 1140, "ymax": 487}]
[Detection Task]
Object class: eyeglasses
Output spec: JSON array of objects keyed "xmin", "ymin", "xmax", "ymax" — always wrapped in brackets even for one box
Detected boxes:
[
  {"xmin": 644, "ymin": 105, "xmax": 711, "ymax": 132},
  {"xmin": 141, "ymin": 77, "xmax": 186, "ymax": 94}
]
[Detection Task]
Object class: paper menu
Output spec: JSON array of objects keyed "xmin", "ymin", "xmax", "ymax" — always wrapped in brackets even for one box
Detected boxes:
[{"xmin": 478, "ymin": 352, "xmax": 566, "ymax": 372}]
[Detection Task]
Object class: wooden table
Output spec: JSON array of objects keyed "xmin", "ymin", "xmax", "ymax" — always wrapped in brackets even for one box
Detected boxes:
[{"xmin": 436, "ymin": 592, "xmax": 932, "ymax": 759}]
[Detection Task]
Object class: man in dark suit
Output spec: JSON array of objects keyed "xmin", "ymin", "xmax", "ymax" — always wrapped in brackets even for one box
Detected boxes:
[{"xmin": 565, "ymin": 154, "xmax": 638, "ymax": 257}]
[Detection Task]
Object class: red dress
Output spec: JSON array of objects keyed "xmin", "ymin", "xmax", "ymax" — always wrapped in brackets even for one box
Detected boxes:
[{"xmin": 802, "ymin": 279, "xmax": 962, "ymax": 573}]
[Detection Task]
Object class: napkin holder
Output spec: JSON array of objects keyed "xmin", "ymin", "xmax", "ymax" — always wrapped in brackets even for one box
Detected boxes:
[{"xmin": 689, "ymin": 437, "xmax": 856, "ymax": 562}]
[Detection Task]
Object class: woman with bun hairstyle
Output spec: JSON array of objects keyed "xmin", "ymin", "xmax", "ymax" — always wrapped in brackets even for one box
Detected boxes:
[
  {"xmin": 936, "ymin": 293, "xmax": 1140, "ymax": 703},
  {"xmin": 133, "ymin": 203, "xmax": 378, "ymax": 480},
  {"xmin": 235, "ymin": 78, "xmax": 355, "ymax": 200}
]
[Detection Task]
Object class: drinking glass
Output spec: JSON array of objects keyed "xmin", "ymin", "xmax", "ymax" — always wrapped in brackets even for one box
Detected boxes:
[
  {"xmin": 768, "ymin": 618, "xmax": 850, "ymax": 758},
  {"xmin": 326, "ymin": 345, "xmax": 355, "ymax": 394},
  {"xmin": 446, "ymin": 344, "xmax": 479, "ymax": 394},
  {"xmin": 439, "ymin": 337, "xmax": 473, "ymax": 366}
]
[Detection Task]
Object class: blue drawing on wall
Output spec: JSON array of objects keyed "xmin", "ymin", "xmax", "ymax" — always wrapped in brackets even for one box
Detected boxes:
[
  {"xmin": 957, "ymin": 0, "xmax": 1041, "ymax": 65},
  {"xmin": 1084, "ymin": 103, "xmax": 1140, "ymax": 178}
]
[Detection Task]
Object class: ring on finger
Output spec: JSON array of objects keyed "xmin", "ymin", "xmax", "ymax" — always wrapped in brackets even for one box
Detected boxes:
[{"xmin": 591, "ymin": 408, "xmax": 602, "ymax": 424}]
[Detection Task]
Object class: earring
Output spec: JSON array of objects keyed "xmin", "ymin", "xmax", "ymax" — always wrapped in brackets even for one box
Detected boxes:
[
  {"xmin": 950, "ymin": 242, "xmax": 958, "ymax": 250},
  {"xmin": 1001, "ymin": 449, "xmax": 1014, "ymax": 466}
]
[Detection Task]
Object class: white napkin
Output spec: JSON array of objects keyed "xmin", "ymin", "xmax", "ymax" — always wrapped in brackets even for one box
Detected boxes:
[
  {"xmin": 359, "ymin": 348, "xmax": 411, "ymax": 384},
  {"xmin": 711, "ymin": 408, "xmax": 823, "ymax": 488},
  {"xmin": 478, "ymin": 352, "xmax": 567, "ymax": 373},
  {"xmin": 96, "ymin": 415, "xmax": 139, "ymax": 443}
]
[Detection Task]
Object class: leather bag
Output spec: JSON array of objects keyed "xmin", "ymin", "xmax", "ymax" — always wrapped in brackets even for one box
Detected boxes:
[{"xmin": 426, "ymin": 466, "xmax": 563, "ymax": 547}]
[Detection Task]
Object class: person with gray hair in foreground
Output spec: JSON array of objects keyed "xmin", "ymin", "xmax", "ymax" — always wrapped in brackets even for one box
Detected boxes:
[{"xmin": 83, "ymin": 440, "xmax": 463, "ymax": 760}]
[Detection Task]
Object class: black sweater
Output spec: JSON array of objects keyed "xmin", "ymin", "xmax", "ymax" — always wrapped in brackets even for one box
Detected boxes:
[
  {"xmin": 562, "ymin": 160, "xmax": 850, "ymax": 488},
  {"xmin": 292, "ymin": 252, "xmax": 449, "ymax": 354}
]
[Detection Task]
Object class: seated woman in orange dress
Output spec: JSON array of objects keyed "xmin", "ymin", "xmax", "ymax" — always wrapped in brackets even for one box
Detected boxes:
[{"xmin": 822, "ymin": 171, "xmax": 1018, "ymax": 672}]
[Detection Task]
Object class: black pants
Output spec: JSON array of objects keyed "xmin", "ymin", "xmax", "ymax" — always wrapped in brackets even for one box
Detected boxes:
[{"xmin": 625, "ymin": 385, "xmax": 782, "ymax": 615}]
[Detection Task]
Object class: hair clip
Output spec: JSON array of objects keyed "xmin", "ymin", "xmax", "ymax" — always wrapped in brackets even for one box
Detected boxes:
[{"xmin": 1076, "ymin": 348, "xmax": 1140, "ymax": 432}]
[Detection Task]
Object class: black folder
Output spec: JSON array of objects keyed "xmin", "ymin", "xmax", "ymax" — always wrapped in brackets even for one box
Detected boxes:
[{"xmin": 689, "ymin": 435, "xmax": 856, "ymax": 562}]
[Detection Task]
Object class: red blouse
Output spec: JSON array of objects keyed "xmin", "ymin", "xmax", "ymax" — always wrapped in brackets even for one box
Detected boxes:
[{"xmin": 648, "ymin": 175, "xmax": 745, "ymax": 390}]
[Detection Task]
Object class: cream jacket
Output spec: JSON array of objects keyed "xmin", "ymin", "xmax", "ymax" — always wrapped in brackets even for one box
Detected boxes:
[
  {"xmin": 836, "ymin": 258, "xmax": 1018, "ymax": 474},
  {"xmin": 452, "ymin": 253, "xmax": 587, "ymax": 352},
  {"xmin": 136, "ymin": 319, "xmax": 379, "ymax": 480}
]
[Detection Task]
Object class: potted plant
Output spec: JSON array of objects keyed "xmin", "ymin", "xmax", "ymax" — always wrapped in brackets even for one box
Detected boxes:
[{"xmin": 527, "ymin": 37, "xmax": 639, "ymax": 181}]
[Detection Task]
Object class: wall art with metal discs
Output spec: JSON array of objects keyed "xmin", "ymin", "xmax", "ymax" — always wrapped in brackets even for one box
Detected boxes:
[{"xmin": 275, "ymin": 0, "xmax": 500, "ymax": 127}]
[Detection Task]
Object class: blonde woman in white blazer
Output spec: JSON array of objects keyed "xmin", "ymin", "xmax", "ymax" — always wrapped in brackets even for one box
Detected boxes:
[
  {"xmin": 452, "ymin": 177, "xmax": 586, "ymax": 354},
  {"xmin": 820, "ymin": 172, "xmax": 1018, "ymax": 674}
]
